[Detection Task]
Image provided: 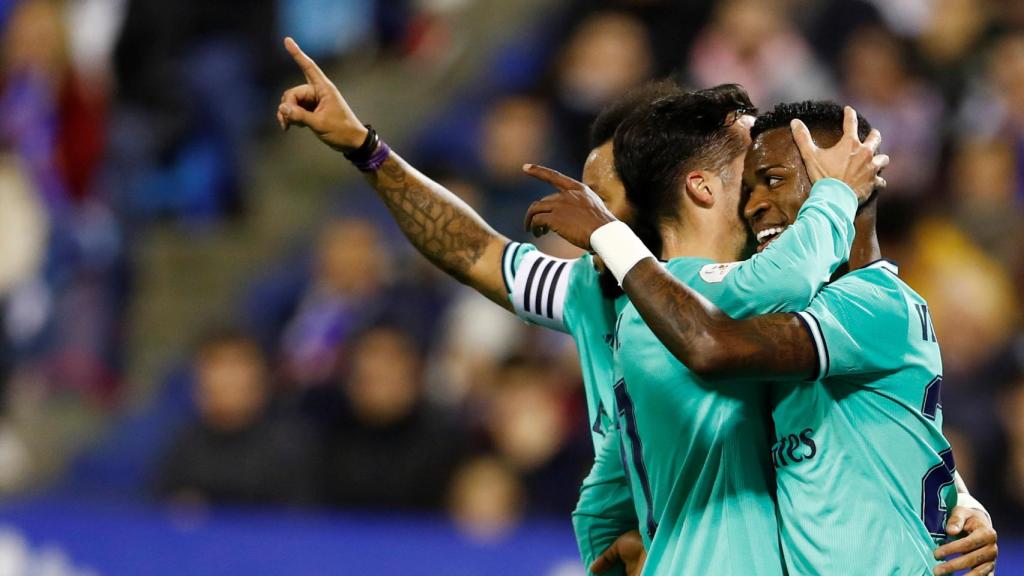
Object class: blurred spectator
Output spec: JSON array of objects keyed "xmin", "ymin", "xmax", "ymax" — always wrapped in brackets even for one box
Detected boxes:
[
  {"xmin": 109, "ymin": 0, "xmax": 276, "ymax": 223},
  {"xmin": 448, "ymin": 456, "xmax": 525, "ymax": 541},
  {"xmin": 915, "ymin": 0, "xmax": 989, "ymax": 87},
  {"xmin": 481, "ymin": 356, "xmax": 588, "ymax": 515},
  {"xmin": 1, "ymin": 0, "xmax": 125, "ymax": 401},
  {"xmin": 957, "ymin": 33, "xmax": 1024, "ymax": 199},
  {"xmin": 279, "ymin": 218, "xmax": 393, "ymax": 388},
  {"xmin": 687, "ymin": 0, "xmax": 835, "ymax": 105},
  {"xmin": 321, "ymin": 324, "xmax": 464, "ymax": 510},
  {"xmin": 840, "ymin": 25, "xmax": 944, "ymax": 195},
  {"xmin": 949, "ymin": 138, "xmax": 1024, "ymax": 269},
  {"xmin": 551, "ymin": 11, "xmax": 654, "ymax": 168},
  {"xmin": 476, "ymin": 94, "xmax": 568, "ymax": 237},
  {"xmin": 157, "ymin": 330, "xmax": 318, "ymax": 506}
]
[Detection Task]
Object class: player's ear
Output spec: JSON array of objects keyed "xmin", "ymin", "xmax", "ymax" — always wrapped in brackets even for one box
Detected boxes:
[{"xmin": 684, "ymin": 171, "xmax": 716, "ymax": 208}]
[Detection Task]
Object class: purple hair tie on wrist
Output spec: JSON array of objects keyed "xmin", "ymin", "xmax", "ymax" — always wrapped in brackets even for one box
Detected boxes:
[
  {"xmin": 344, "ymin": 124, "xmax": 391, "ymax": 172},
  {"xmin": 353, "ymin": 140, "xmax": 390, "ymax": 172}
]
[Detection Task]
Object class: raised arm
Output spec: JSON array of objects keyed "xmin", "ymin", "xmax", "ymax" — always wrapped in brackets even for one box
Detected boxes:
[{"xmin": 277, "ymin": 37, "xmax": 511, "ymax": 308}]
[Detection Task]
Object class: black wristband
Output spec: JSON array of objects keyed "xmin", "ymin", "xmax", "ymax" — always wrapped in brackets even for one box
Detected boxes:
[{"xmin": 344, "ymin": 124, "xmax": 379, "ymax": 163}]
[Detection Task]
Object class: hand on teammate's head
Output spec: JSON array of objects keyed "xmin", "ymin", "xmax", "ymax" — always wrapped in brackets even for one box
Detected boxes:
[{"xmin": 789, "ymin": 106, "xmax": 887, "ymax": 204}]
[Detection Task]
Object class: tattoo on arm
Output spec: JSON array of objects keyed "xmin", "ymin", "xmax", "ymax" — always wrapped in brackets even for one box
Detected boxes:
[
  {"xmin": 622, "ymin": 259, "xmax": 816, "ymax": 380},
  {"xmin": 366, "ymin": 154, "xmax": 509, "ymax": 305}
]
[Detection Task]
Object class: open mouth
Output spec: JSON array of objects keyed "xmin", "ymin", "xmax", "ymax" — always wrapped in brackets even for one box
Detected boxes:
[{"xmin": 755, "ymin": 225, "xmax": 788, "ymax": 252}]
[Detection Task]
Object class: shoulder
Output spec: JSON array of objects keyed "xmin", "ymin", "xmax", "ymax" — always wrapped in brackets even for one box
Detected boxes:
[{"xmin": 813, "ymin": 261, "xmax": 910, "ymax": 322}]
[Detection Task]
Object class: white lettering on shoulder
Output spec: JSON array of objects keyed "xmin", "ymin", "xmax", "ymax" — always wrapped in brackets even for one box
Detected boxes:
[{"xmin": 699, "ymin": 262, "xmax": 741, "ymax": 284}]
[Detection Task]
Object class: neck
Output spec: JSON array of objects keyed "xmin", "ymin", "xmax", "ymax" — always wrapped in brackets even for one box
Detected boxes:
[
  {"xmin": 658, "ymin": 212, "xmax": 742, "ymax": 262},
  {"xmin": 847, "ymin": 202, "xmax": 882, "ymax": 271}
]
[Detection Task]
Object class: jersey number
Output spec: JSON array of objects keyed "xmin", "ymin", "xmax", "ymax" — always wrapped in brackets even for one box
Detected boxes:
[
  {"xmin": 614, "ymin": 379, "xmax": 658, "ymax": 539},
  {"xmin": 919, "ymin": 375, "xmax": 954, "ymax": 537},
  {"xmin": 922, "ymin": 449, "xmax": 956, "ymax": 537}
]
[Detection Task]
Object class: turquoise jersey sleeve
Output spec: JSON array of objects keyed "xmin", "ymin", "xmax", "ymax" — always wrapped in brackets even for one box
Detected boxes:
[
  {"xmin": 694, "ymin": 178, "xmax": 858, "ymax": 318},
  {"xmin": 797, "ymin": 262, "xmax": 910, "ymax": 381},
  {"xmin": 501, "ymin": 241, "xmax": 582, "ymax": 334},
  {"xmin": 572, "ymin": 427, "xmax": 638, "ymax": 575}
]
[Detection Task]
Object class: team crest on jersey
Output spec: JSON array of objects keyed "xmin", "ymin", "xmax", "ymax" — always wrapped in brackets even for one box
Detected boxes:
[{"xmin": 699, "ymin": 262, "xmax": 741, "ymax": 283}]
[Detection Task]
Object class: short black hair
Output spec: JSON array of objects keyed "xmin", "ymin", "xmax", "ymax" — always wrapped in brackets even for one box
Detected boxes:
[
  {"xmin": 752, "ymin": 100, "xmax": 871, "ymax": 144},
  {"xmin": 613, "ymin": 83, "xmax": 755, "ymax": 257},
  {"xmin": 589, "ymin": 79, "xmax": 684, "ymax": 150}
]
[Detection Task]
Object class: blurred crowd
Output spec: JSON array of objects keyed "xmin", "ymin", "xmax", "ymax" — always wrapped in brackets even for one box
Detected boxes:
[{"xmin": 0, "ymin": 0, "xmax": 1023, "ymax": 542}]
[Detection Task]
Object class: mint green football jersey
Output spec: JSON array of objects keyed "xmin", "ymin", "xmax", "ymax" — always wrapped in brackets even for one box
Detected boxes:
[
  {"xmin": 599, "ymin": 178, "xmax": 860, "ymax": 575},
  {"xmin": 502, "ymin": 243, "xmax": 638, "ymax": 575},
  {"xmin": 773, "ymin": 260, "xmax": 954, "ymax": 575},
  {"xmin": 501, "ymin": 244, "xmax": 625, "ymax": 449}
]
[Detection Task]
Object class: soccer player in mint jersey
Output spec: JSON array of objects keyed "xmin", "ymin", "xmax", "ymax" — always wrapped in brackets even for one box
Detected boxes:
[
  {"xmin": 525, "ymin": 95, "xmax": 885, "ymax": 575},
  {"xmin": 531, "ymin": 102, "xmax": 998, "ymax": 575},
  {"xmin": 275, "ymin": 38, "xmax": 996, "ymax": 575},
  {"xmin": 274, "ymin": 44, "xmax": 834, "ymax": 571}
]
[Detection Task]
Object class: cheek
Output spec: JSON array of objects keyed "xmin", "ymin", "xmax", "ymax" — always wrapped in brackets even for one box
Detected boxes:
[{"xmin": 780, "ymin": 186, "xmax": 811, "ymax": 219}]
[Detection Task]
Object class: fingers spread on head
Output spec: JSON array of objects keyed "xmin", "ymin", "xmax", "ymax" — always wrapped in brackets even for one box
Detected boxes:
[
  {"xmin": 843, "ymin": 106, "xmax": 859, "ymax": 141},
  {"xmin": 864, "ymin": 129, "xmax": 882, "ymax": 153}
]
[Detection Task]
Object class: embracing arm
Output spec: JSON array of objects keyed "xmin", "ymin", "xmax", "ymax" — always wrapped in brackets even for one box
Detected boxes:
[
  {"xmin": 622, "ymin": 259, "xmax": 815, "ymax": 380},
  {"xmin": 276, "ymin": 37, "xmax": 511, "ymax": 309}
]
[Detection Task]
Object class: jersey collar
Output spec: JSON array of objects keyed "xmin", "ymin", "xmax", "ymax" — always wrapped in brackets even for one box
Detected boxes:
[{"xmin": 864, "ymin": 259, "xmax": 899, "ymax": 276}]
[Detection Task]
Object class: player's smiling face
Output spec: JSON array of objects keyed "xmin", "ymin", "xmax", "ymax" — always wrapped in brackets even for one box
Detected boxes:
[{"xmin": 742, "ymin": 127, "xmax": 813, "ymax": 253}]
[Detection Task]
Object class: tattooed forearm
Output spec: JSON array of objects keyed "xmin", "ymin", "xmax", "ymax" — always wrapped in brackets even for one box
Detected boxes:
[
  {"xmin": 622, "ymin": 260, "xmax": 816, "ymax": 380},
  {"xmin": 365, "ymin": 154, "xmax": 510, "ymax": 306}
]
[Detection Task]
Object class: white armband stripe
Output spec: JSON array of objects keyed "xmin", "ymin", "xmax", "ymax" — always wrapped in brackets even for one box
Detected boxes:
[
  {"xmin": 797, "ymin": 311, "xmax": 828, "ymax": 380},
  {"xmin": 501, "ymin": 241, "xmax": 522, "ymax": 293},
  {"xmin": 511, "ymin": 250, "xmax": 572, "ymax": 331}
]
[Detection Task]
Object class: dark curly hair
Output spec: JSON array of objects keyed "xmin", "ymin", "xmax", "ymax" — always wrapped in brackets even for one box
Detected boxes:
[
  {"xmin": 613, "ymin": 83, "xmax": 756, "ymax": 258},
  {"xmin": 751, "ymin": 100, "xmax": 871, "ymax": 144}
]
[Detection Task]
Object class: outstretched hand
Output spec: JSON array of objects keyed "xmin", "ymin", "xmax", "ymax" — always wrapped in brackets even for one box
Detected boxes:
[
  {"xmin": 277, "ymin": 37, "xmax": 368, "ymax": 152},
  {"xmin": 790, "ymin": 106, "xmax": 888, "ymax": 204},
  {"xmin": 522, "ymin": 164, "xmax": 617, "ymax": 250}
]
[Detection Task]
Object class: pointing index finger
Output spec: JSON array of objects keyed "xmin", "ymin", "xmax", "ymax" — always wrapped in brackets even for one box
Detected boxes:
[
  {"xmin": 523, "ymin": 163, "xmax": 581, "ymax": 191},
  {"xmin": 284, "ymin": 37, "xmax": 329, "ymax": 86}
]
